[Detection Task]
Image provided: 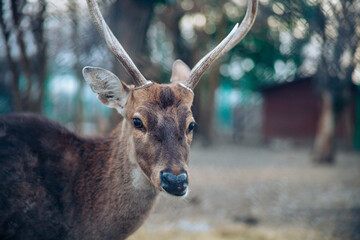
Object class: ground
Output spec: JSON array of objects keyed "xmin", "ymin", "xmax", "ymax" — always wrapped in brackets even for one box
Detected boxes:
[{"xmin": 129, "ymin": 144, "xmax": 360, "ymax": 240}]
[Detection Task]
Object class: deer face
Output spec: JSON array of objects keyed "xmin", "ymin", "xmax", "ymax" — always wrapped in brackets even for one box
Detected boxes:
[
  {"xmin": 126, "ymin": 83, "xmax": 194, "ymax": 196},
  {"xmin": 84, "ymin": 0, "xmax": 257, "ymax": 196},
  {"xmin": 83, "ymin": 61, "xmax": 195, "ymax": 196}
]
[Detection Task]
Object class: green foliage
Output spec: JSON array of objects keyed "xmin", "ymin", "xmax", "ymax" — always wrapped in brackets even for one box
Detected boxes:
[
  {"xmin": 220, "ymin": 0, "xmax": 310, "ymax": 91},
  {"xmin": 136, "ymin": 0, "xmax": 170, "ymax": 5}
]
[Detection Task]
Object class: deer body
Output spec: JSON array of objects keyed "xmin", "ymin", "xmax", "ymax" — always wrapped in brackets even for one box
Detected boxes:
[
  {"xmin": 0, "ymin": 0, "xmax": 258, "ymax": 239},
  {"xmin": 0, "ymin": 113, "xmax": 156, "ymax": 239}
]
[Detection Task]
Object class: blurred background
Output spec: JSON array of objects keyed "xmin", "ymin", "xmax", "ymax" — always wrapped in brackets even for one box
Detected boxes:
[{"xmin": 0, "ymin": 0, "xmax": 359, "ymax": 239}]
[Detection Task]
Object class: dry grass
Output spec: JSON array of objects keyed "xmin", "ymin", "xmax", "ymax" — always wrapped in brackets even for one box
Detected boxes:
[{"xmin": 129, "ymin": 224, "xmax": 335, "ymax": 240}]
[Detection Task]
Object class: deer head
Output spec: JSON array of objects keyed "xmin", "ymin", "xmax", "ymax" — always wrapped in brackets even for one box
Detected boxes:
[{"xmin": 83, "ymin": 0, "xmax": 258, "ymax": 196}]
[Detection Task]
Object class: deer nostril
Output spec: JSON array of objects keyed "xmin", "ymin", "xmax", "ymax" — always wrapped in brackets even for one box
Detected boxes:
[
  {"xmin": 160, "ymin": 171, "xmax": 188, "ymax": 196},
  {"xmin": 177, "ymin": 173, "xmax": 187, "ymax": 182},
  {"xmin": 160, "ymin": 172, "xmax": 174, "ymax": 184}
]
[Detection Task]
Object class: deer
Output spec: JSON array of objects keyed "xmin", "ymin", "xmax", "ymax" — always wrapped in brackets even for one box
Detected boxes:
[{"xmin": 0, "ymin": 0, "xmax": 258, "ymax": 239}]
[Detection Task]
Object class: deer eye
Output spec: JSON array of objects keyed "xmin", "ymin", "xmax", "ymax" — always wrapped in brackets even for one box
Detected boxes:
[
  {"xmin": 133, "ymin": 118, "xmax": 143, "ymax": 129},
  {"xmin": 188, "ymin": 122, "xmax": 196, "ymax": 132}
]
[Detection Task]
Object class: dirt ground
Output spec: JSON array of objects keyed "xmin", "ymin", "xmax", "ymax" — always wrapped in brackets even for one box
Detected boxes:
[{"xmin": 129, "ymin": 144, "xmax": 360, "ymax": 240}]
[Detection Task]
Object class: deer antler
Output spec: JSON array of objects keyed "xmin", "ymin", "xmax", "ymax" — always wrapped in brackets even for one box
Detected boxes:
[
  {"xmin": 86, "ymin": 0, "xmax": 150, "ymax": 87},
  {"xmin": 183, "ymin": 0, "xmax": 258, "ymax": 90}
]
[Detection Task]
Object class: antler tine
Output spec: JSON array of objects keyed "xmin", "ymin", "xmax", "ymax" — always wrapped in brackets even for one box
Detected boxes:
[
  {"xmin": 86, "ymin": 0, "xmax": 149, "ymax": 87},
  {"xmin": 218, "ymin": 0, "xmax": 258, "ymax": 58},
  {"xmin": 183, "ymin": 0, "xmax": 258, "ymax": 90},
  {"xmin": 183, "ymin": 24, "xmax": 239, "ymax": 90}
]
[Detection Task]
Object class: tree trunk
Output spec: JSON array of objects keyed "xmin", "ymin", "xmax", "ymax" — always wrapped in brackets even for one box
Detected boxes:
[
  {"xmin": 109, "ymin": 0, "xmax": 156, "ymax": 83},
  {"xmin": 200, "ymin": 63, "xmax": 221, "ymax": 146},
  {"xmin": 312, "ymin": 92, "xmax": 336, "ymax": 164},
  {"xmin": 354, "ymin": 86, "xmax": 360, "ymax": 150},
  {"xmin": 29, "ymin": 1, "xmax": 47, "ymax": 114},
  {"xmin": 197, "ymin": 17, "xmax": 225, "ymax": 146},
  {"xmin": 108, "ymin": 0, "xmax": 157, "ymax": 130},
  {"xmin": 69, "ymin": 0, "xmax": 85, "ymax": 133},
  {"xmin": 0, "ymin": 0, "xmax": 22, "ymax": 111},
  {"xmin": 0, "ymin": 0, "xmax": 47, "ymax": 113}
]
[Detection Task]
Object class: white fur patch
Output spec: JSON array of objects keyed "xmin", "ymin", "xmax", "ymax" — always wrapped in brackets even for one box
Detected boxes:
[
  {"xmin": 128, "ymin": 139, "xmax": 153, "ymax": 190},
  {"xmin": 131, "ymin": 166, "xmax": 153, "ymax": 190}
]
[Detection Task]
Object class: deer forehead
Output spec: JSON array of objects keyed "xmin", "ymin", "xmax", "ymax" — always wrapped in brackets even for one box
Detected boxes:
[{"xmin": 126, "ymin": 83, "xmax": 194, "ymax": 119}]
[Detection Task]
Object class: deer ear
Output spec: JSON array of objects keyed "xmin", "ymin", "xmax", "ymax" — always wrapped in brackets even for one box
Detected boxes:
[
  {"xmin": 82, "ymin": 66, "xmax": 130, "ymax": 115},
  {"xmin": 170, "ymin": 60, "xmax": 191, "ymax": 83}
]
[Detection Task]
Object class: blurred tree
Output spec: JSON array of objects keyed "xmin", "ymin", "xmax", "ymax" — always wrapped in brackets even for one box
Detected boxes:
[
  {"xmin": 106, "ymin": 0, "xmax": 164, "ymax": 130},
  {"xmin": 309, "ymin": 0, "xmax": 358, "ymax": 164},
  {"xmin": 68, "ymin": 0, "xmax": 84, "ymax": 132},
  {"xmin": 108, "ymin": 0, "xmax": 163, "ymax": 82},
  {"xmin": 0, "ymin": 0, "xmax": 47, "ymax": 113},
  {"xmin": 274, "ymin": 0, "xmax": 359, "ymax": 163}
]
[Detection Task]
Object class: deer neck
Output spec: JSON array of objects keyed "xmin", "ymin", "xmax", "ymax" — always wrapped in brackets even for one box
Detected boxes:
[
  {"xmin": 106, "ymin": 119, "xmax": 158, "ymax": 228},
  {"xmin": 108, "ymin": 118, "xmax": 156, "ymax": 193},
  {"xmin": 73, "ymin": 119, "xmax": 158, "ymax": 238}
]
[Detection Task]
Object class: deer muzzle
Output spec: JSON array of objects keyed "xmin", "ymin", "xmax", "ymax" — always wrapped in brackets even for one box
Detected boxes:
[{"xmin": 160, "ymin": 171, "xmax": 188, "ymax": 196}]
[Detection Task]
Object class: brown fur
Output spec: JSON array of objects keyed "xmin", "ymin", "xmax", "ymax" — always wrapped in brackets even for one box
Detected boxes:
[{"xmin": 0, "ymin": 83, "xmax": 194, "ymax": 240}]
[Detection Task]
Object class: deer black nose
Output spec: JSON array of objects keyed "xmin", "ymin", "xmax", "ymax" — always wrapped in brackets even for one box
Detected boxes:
[{"xmin": 160, "ymin": 171, "xmax": 188, "ymax": 196}]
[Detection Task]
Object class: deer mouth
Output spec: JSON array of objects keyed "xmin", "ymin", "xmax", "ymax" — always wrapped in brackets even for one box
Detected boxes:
[{"xmin": 162, "ymin": 186, "xmax": 188, "ymax": 197}]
